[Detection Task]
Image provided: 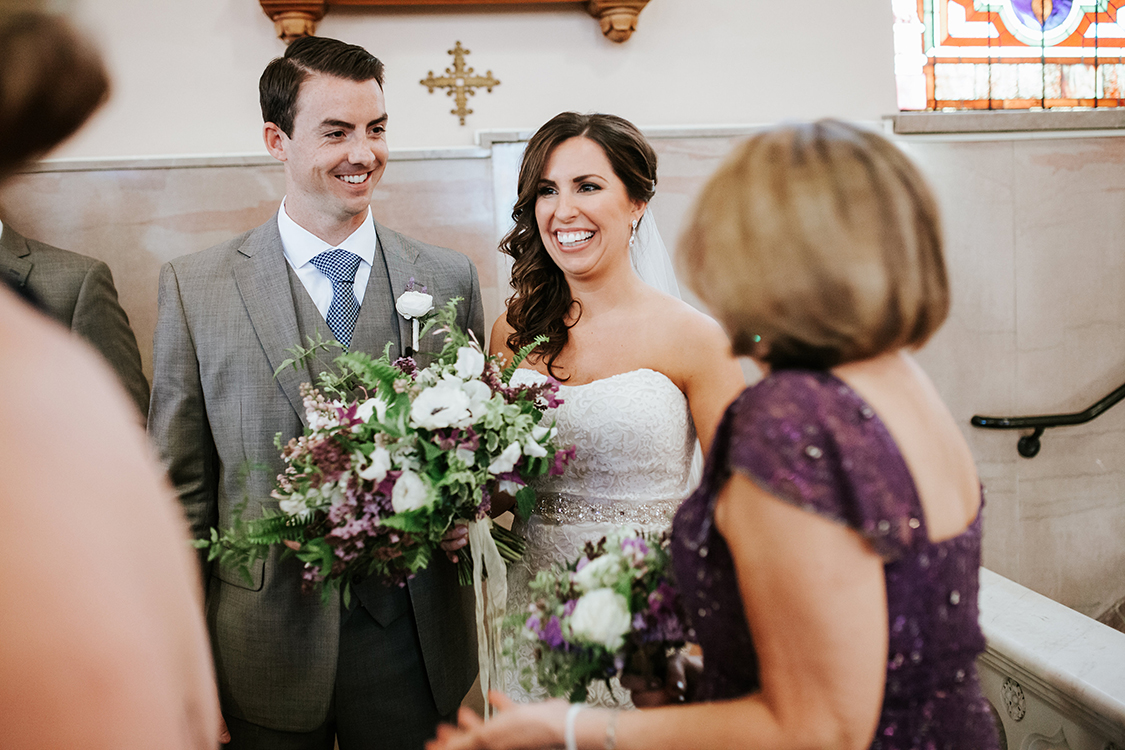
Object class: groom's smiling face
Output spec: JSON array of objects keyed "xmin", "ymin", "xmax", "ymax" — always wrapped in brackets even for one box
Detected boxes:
[{"xmin": 264, "ymin": 72, "xmax": 389, "ymax": 241}]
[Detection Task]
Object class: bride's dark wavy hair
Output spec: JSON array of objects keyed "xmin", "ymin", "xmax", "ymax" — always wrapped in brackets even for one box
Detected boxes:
[{"xmin": 502, "ymin": 112, "xmax": 657, "ymax": 378}]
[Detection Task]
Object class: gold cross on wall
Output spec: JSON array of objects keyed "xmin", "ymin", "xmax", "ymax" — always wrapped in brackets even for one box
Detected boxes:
[{"xmin": 420, "ymin": 41, "xmax": 500, "ymax": 126}]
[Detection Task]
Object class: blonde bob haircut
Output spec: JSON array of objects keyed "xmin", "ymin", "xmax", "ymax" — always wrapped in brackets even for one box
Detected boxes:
[{"xmin": 679, "ymin": 119, "xmax": 948, "ymax": 370}]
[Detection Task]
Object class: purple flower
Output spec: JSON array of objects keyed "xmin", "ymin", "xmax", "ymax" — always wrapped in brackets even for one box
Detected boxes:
[
  {"xmin": 621, "ymin": 537, "xmax": 650, "ymax": 556},
  {"xmin": 540, "ymin": 615, "xmax": 565, "ymax": 649},
  {"xmin": 393, "ymin": 356, "xmax": 418, "ymax": 377},
  {"xmin": 563, "ymin": 599, "xmax": 578, "ymax": 617},
  {"xmin": 495, "ymin": 470, "xmax": 526, "ymax": 489},
  {"xmin": 550, "ymin": 446, "xmax": 576, "ymax": 477}
]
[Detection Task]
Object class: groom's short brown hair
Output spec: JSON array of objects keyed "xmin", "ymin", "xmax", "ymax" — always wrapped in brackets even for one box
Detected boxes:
[{"xmin": 259, "ymin": 36, "xmax": 385, "ymax": 137}]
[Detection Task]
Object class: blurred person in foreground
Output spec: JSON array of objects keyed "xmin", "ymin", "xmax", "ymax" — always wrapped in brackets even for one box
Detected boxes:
[
  {"xmin": 0, "ymin": 11, "xmax": 221, "ymax": 750},
  {"xmin": 429, "ymin": 120, "xmax": 1000, "ymax": 750}
]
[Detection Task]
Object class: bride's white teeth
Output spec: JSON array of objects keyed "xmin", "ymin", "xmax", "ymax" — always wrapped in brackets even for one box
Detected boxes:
[
  {"xmin": 556, "ymin": 230, "xmax": 594, "ymax": 247},
  {"xmin": 338, "ymin": 173, "xmax": 368, "ymax": 184}
]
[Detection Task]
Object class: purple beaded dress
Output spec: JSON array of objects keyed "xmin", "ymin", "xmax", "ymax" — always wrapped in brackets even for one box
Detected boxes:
[{"xmin": 671, "ymin": 370, "xmax": 999, "ymax": 750}]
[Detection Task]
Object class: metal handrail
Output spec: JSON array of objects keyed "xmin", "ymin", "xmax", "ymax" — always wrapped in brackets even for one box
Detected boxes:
[{"xmin": 970, "ymin": 381, "xmax": 1125, "ymax": 458}]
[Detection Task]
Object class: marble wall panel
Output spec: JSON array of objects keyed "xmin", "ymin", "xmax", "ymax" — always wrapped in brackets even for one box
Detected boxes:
[
  {"xmin": 0, "ymin": 155, "xmax": 496, "ymax": 379},
  {"xmin": 1008, "ymin": 136, "xmax": 1125, "ymax": 616}
]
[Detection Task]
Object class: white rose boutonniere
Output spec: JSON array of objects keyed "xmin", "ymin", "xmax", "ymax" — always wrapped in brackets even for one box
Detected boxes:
[{"xmin": 396, "ymin": 280, "xmax": 435, "ymax": 353}]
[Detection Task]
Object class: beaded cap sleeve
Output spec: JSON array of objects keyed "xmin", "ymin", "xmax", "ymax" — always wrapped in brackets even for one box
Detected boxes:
[{"xmin": 723, "ymin": 370, "xmax": 923, "ymax": 560}]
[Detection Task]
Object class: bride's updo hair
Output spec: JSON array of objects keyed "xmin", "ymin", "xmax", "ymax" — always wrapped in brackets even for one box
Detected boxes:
[
  {"xmin": 680, "ymin": 119, "xmax": 949, "ymax": 370},
  {"xmin": 502, "ymin": 112, "xmax": 657, "ymax": 378}
]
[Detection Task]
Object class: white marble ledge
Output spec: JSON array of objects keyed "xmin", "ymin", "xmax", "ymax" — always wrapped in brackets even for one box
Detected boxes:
[
  {"xmin": 979, "ymin": 568, "xmax": 1125, "ymax": 736},
  {"xmin": 891, "ymin": 111, "xmax": 1125, "ymax": 142},
  {"xmin": 19, "ymin": 145, "xmax": 491, "ymax": 174},
  {"xmin": 476, "ymin": 124, "xmax": 781, "ymax": 147}
]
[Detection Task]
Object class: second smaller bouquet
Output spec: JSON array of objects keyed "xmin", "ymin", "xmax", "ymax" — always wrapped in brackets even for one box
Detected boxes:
[{"xmin": 514, "ymin": 529, "xmax": 687, "ymax": 703}]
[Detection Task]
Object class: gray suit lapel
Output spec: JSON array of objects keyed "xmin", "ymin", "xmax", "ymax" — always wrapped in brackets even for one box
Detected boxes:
[
  {"xmin": 233, "ymin": 220, "xmax": 314, "ymax": 428},
  {"xmin": 376, "ymin": 221, "xmax": 423, "ymax": 355},
  {"xmin": 0, "ymin": 225, "xmax": 32, "ymax": 288}
]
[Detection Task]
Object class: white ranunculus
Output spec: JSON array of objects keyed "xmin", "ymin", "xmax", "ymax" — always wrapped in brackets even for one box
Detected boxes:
[
  {"xmin": 455, "ymin": 346, "xmax": 486, "ymax": 380},
  {"xmin": 497, "ymin": 479, "xmax": 522, "ymax": 496},
  {"xmin": 531, "ymin": 424, "xmax": 557, "ymax": 442},
  {"xmin": 508, "ymin": 368, "xmax": 548, "ymax": 389},
  {"xmin": 410, "ymin": 380, "xmax": 472, "ymax": 430},
  {"xmin": 462, "ymin": 379, "xmax": 492, "ymax": 420},
  {"xmin": 523, "ymin": 434, "xmax": 547, "ymax": 458},
  {"xmin": 355, "ymin": 397, "xmax": 387, "ymax": 425},
  {"xmin": 573, "ymin": 553, "xmax": 624, "ymax": 592},
  {"xmin": 357, "ymin": 446, "xmax": 392, "ymax": 483},
  {"xmin": 391, "ymin": 469, "xmax": 433, "ymax": 513},
  {"xmin": 488, "ymin": 441, "xmax": 522, "ymax": 474},
  {"xmin": 278, "ymin": 494, "xmax": 308, "ymax": 517},
  {"xmin": 396, "ymin": 290, "xmax": 434, "ymax": 319},
  {"xmin": 569, "ymin": 589, "xmax": 632, "ymax": 650}
]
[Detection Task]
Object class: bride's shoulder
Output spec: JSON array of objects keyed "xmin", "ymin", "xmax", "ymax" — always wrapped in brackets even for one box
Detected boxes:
[{"xmin": 641, "ymin": 291, "xmax": 730, "ymax": 353}]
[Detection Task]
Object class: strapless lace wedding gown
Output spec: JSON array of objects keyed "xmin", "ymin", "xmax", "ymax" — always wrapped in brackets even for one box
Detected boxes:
[{"xmin": 503, "ymin": 368, "xmax": 698, "ymax": 704}]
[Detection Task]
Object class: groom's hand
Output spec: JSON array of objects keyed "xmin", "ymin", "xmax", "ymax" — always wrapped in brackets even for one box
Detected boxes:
[{"xmin": 440, "ymin": 522, "xmax": 469, "ymax": 564}]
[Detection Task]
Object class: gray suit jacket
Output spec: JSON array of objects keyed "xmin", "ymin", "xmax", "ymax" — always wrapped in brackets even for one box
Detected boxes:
[
  {"xmin": 148, "ymin": 215, "xmax": 483, "ymax": 732},
  {"xmin": 0, "ymin": 225, "xmax": 149, "ymax": 417}
]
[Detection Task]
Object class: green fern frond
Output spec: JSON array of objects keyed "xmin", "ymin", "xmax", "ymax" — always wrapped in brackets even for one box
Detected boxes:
[{"xmin": 502, "ymin": 335, "xmax": 549, "ymax": 380}]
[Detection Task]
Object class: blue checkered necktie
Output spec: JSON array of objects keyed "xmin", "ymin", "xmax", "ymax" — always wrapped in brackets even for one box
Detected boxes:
[{"xmin": 310, "ymin": 249, "xmax": 362, "ymax": 349}]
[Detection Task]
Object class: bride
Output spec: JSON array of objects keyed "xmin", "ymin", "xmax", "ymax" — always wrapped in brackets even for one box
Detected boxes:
[{"xmin": 489, "ymin": 112, "xmax": 745, "ymax": 702}]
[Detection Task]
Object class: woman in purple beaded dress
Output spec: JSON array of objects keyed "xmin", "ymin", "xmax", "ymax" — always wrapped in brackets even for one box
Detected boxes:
[{"xmin": 428, "ymin": 120, "xmax": 1000, "ymax": 750}]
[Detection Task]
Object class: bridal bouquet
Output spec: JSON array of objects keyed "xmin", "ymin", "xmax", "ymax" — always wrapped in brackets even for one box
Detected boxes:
[
  {"xmin": 514, "ymin": 529, "xmax": 687, "ymax": 702},
  {"xmin": 195, "ymin": 297, "xmax": 575, "ymax": 605}
]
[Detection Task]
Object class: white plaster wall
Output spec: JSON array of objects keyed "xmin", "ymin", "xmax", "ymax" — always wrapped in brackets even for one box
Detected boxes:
[{"xmin": 56, "ymin": 0, "xmax": 897, "ymax": 159}]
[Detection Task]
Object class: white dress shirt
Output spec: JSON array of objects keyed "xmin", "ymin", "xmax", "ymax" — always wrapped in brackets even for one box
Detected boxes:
[{"xmin": 276, "ymin": 197, "xmax": 377, "ymax": 319}]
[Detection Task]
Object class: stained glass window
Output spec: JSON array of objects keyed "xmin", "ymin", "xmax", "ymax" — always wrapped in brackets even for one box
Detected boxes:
[{"xmin": 895, "ymin": 0, "xmax": 1125, "ymax": 110}]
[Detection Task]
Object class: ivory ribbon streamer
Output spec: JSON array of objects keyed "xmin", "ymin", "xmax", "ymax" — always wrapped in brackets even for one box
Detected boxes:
[
  {"xmin": 411, "ymin": 318, "xmax": 420, "ymax": 352},
  {"xmin": 468, "ymin": 518, "xmax": 508, "ymax": 721}
]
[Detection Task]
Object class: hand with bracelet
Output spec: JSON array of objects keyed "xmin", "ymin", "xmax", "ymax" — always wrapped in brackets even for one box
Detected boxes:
[{"xmin": 427, "ymin": 693, "xmax": 620, "ymax": 750}]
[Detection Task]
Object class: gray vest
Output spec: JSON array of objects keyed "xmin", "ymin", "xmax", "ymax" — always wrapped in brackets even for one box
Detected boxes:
[{"xmin": 284, "ymin": 261, "xmax": 411, "ymax": 627}]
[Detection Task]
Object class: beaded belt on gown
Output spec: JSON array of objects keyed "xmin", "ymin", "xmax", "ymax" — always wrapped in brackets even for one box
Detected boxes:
[{"xmin": 533, "ymin": 492, "xmax": 683, "ymax": 526}]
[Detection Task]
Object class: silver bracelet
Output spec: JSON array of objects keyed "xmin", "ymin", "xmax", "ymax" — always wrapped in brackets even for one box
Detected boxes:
[
  {"xmin": 565, "ymin": 703, "xmax": 583, "ymax": 750},
  {"xmin": 604, "ymin": 709, "xmax": 619, "ymax": 750}
]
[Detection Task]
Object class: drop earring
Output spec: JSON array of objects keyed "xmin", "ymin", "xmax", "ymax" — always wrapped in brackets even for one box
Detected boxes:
[{"xmin": 629, "ymin": 218, "xmax": 638, "ymax": 250}]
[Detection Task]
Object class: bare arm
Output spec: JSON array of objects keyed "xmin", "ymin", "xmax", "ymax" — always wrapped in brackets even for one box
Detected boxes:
[
  {"xmin": 430, "ymin": 472, "xmax": 888, "ymax": 750},
  {"xmin": 0, "ymin": 287, "xmax": 220, "ymax": 749}
]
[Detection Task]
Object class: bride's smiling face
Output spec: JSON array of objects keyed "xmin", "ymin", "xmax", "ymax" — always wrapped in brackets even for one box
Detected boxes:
[{"xmin": 535, "ymin": 136, "xmax": 646, "ymax": 280}]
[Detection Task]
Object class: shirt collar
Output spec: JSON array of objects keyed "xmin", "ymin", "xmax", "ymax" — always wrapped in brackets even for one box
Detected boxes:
[{"xmin": 276, "ymin": 197, "xmax": 377, "ymax": 268}]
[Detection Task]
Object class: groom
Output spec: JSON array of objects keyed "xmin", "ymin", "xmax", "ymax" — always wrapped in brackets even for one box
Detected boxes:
[{"xmin": 149, "ymin": 37, "xmax": 482, "ymax": 749}]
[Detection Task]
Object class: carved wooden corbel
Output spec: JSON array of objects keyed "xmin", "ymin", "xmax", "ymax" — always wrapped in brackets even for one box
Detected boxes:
[
  {"xmin": 258, "ymin": 1, "xmax": 651, "ymax": 44},
  {"xmin": 585, "ymin": 0, "xmax": 650, "ymax": 43},
  {"xmin": 260, "ymin": 1, "xmax": 327, "ymax": 43}
]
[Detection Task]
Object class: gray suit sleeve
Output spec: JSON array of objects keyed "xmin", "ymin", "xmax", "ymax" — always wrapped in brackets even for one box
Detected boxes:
[
  {"xmin": 70, "ymin": 260, "xmax": 150, "ymax": 419},
  {"xmin": 148, "ymin": 262, "xmax": 216, "ymax": 578},
  {"xmin": 463, "ymin": 259, "xmax": 485, "ymax": 345}
]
